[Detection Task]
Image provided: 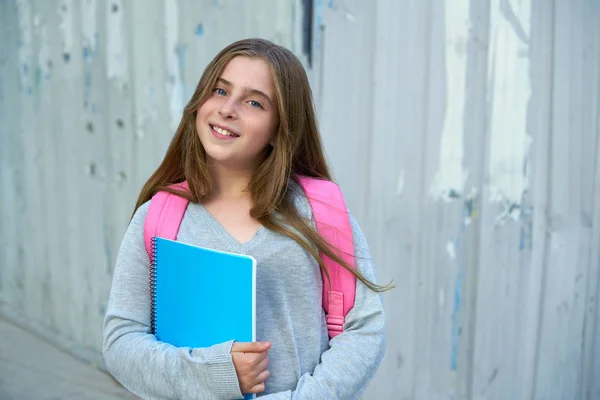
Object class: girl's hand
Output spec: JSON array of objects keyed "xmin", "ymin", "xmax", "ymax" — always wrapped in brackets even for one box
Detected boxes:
[{"xmin": 231, "ymin": 341, "xmax": 272, "ymax": 394}]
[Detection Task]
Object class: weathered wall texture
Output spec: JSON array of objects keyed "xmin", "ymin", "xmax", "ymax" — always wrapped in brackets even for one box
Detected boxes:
[{"xmin": 1, "ymin": 0, "xmax": 599, "ymax": 399}]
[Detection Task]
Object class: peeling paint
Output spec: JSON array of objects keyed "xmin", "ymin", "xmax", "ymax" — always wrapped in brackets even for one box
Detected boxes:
[
  {"xmin": 463, "ymin": 187, "xmax": 479, "ymax": 225},
  {"xmin": 36, "ymin": 17, "xmax": 52, "ymax": 83},
  {"xmin": 16, "ymin": 0, "xmax": 33, "ymax": 94},
  {"xmin": 327, "ymin": 0, "xmax": 356, "ymax": 22},
  {"xmin": 82, "ymin": 0, "xmax": 98, "ymax": 52},
  {"xmin": 2, "ymin": 2, "xmax": 599, "ymax": 399},
  {"xmin": 430, "ymin": 0, "xmax": 469, "ymax": 202},
  {"xmin": 451, "ymin": 261, "xmax": 463, "ymax": 371},
  {"xmin": 519, "ymin": 191, "xmax": 533, "ymax": 250},
  {"xmin": 164, "ymin": 0, "xmax": 184, "ymax": 130},
  {"xmin": 58, "ymin": 0, "xmax": 74, "ymax": 59},
  {"xmin": 487, "ymin": 0, "xmax": 532, "ymax": 206},
  {"xmin": 447, "ymin": 241, "xmax": 457, "ymax": 259},
  {"xmin": 448, "ymin": 189, "xmax": 476, "ymax": 372},
  {"xmin": 81, "ymin": 0, "xmax": 98, "ymax": 112},
  {"xmin": 492, "ymin": 201, "xmax": 522, "ymax": 226},
  {"xmin": 519, "ymin": 208, "xmax": 533, "ymax": 249},
  {"xmin": 106, "ymin": 0, "xmax": 128, "ymax": 85},
  {"xmin": 396, "ymin": 170, "xmax": 405, "ymax": 197},
  {"xmin": 135, "ymin": 85, "xmax": 159, "ymax": 140},
  {"xmin": 195, "ymin": 23, "xmax": 204, "ymax": 38},
  {"xmin": 500, "ymin": 0, "xmax": 529, "ymax": 44},
  {"xmin": 314, "ymin": 0, "xmax": 324, "ymax": 53}
]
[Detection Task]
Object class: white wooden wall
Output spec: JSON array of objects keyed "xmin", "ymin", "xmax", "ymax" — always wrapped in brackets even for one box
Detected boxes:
[{"xmin": 1, "ymin": 1, "xmax": 599, "ymax": 399}]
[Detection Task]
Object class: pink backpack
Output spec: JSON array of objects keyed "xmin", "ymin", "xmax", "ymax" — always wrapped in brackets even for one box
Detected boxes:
[{"xmin": 143, "ymin": 176, "xmax": 356, "ymax": 338}]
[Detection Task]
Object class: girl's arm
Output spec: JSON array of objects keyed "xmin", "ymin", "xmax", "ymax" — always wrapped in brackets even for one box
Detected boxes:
[
  {"xmin": 102, "ymin": 202, "xmax": 244, "ymax": 400},
  {"xmin": 260, "ymin": 213, "xmax": 387, "ymax": 400}
]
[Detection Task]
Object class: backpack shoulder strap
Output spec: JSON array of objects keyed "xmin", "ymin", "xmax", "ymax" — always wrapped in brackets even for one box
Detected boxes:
[
  {"xmin": 297, "ymin": 176, "xmax": 356, "ymax": 338},
  {"xmin": 143, "ymin": 181, "xmax": 190, "ymax": 257}
]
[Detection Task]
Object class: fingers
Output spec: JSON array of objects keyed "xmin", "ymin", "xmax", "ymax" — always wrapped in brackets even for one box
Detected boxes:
[
  {"xmin": 252, "ymin": 349, "xmax": 269, "ymax": 365},
  {"xmin": 231, "ymin": 341, "xmax": 271, "ymax": 395},
  {"xmin": 247, "ymin": 356, "xmax": 269, "ymax": 391},
  {"xmin": 254, "ymin": 356, "xmax": 269, "ymax": 375},
  {"xmin": 232, "ymin": 341, "xmax": 271, "ymax": 353},
  {"xmin": 247, "ymin": 382, "xmax": 266, "ymax": 394},
  {"xmin": 244, "ymin": 366, "xmax": 270, "ymax": 394},
  {"xmin": 235, "ymin": 350, "xmax": 268, "ymax": 371},
  {"xmin": 254, "ymin": 368, "xmax": 270, "ymax": 383}
]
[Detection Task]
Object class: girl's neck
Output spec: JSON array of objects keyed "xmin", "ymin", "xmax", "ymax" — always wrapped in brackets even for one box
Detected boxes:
[{"xmin": 207, "ymin": 162, "xmax": 253, "ymax": 201}]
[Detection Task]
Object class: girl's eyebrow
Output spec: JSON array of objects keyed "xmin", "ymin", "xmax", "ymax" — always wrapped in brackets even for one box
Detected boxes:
[{"xmin": 216, "ymin": 77, "xmax": 272, "ymax": 105}]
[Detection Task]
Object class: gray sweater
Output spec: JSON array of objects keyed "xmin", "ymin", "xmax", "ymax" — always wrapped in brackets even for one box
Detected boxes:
[{"xmin": 102, "ymin": 186, "xmax": 386, "ymax": 399}]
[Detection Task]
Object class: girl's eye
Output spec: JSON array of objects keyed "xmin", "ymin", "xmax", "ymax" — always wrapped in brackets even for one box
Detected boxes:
[
  {"xmin": 248, "ymin": 100, "xmax": 263, "ymax": 109},
  {"xmin": 214, "ymin": 88, "xmax": 226, "ymax": 96}
]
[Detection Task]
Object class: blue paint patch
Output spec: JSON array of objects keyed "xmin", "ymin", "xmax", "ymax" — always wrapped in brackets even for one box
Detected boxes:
[
  {"xmin": 83, "ymin": 45, "xmax": 99, "ymax": 60},
  {"xmin": 175, "ymin": 44, "xmax": 186, "ymax": 76},
  {"xmin": 314, "ymin": 0, "xmax": 324, "ymax": 52},
  {"xmin": 449, "ymin": 201, "xmax": 472, "ymax": 371},
  {"xmin": 519, "ymin": 227, "xmax": 525, "ymax": 250},
  {"xmin": 450, "ymin": 255, "xmax": 463, "ymax": 371},
  {"xmin": 83, "ymin": 33, "xmax": 100, "ymax": 61},
  {"xmin": 34, "ymin": 66, "xmax": 41, "ymax": 89},
  {"xmin": 517, "ymin": 189, "xmax": 533, "ymax": 251},
  {"xmin": 82, "ymin": 33, "xmax": 95, "ymax": 109},
  {"xmin": 195, "ymin": 23, "xmax": 204, "ymax": 37},
  {"xmin": 84, "ymin": 71, "xmax": 92, "ymax": 89},
  {"xmin": 83, "ymin": 68, "xmax": 93, "ymax": 111},
  {"xmin": 328, "ymin": 0, "xmax": 335, "ymax": 8}
]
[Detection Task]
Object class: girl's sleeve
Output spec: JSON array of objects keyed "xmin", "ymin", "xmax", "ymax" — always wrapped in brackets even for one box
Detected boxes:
[
  {"xmin": 259, "ymin": 212, "xmax": 387, "ymax": 400},
  {"xmin": 102, "ymin": 202, "xmax": 244, "ymax": 400}
]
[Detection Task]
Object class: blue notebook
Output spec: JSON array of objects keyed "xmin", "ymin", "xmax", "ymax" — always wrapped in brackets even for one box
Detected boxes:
[{"xmin": 151, "ymin": 237, "xmax": 256, "ymax": 399}]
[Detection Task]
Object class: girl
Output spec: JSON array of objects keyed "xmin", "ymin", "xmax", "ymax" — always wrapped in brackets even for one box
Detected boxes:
[{"xmin": 102, "ymin": 38, "xmax": 388, "ymax": 399}]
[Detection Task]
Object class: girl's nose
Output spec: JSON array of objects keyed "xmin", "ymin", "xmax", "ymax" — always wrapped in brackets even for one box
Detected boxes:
[{"xmin": 218, "ymin": 98, "xmax": 238, "ymax": 119}]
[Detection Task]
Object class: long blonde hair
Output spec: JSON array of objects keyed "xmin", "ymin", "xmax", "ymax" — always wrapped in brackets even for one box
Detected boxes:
[{"xmin": 134, "ymin": 38, "xmax": 390, "ymax": 292}]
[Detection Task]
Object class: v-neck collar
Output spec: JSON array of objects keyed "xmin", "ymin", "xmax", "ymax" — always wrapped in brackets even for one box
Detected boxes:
[{"xmin": 189, "ymin": 203, "xmax": 267, "ymax": 254}]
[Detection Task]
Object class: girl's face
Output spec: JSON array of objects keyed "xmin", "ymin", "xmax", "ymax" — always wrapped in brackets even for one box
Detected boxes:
[{"xmin": 196, "ymin": 56, "xmax": 279, "ymax": 171}]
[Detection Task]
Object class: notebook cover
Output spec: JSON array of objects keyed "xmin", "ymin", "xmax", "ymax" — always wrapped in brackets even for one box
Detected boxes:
[
  {"xmin": 152, "ymin": 237, "xmax": 256, "ymax": 347},
  {"xmin": 152, "ymin": 237, "xmax": 257, "ymax": 399}
]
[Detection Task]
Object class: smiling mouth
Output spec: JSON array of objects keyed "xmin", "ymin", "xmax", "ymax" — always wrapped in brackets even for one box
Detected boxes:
[{"xmin": 210, "ymin": 124, "xmax": 239, "ymax": 138}]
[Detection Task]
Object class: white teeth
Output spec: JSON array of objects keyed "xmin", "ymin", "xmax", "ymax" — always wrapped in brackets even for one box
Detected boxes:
[{"xmin": 213, "ymin": 125, "xmax": 235, "ymax": 136}]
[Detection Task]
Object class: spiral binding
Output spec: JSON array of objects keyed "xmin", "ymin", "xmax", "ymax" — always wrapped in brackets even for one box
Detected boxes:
[{"xmin": 149, "ymin": 236, "xmax": 158, "ymax": 334}]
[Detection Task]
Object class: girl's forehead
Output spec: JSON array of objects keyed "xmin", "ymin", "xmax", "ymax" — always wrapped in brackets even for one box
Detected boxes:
[{"xmin": 219, "ymin": 57, "xmax": 275, "ymax": 95}]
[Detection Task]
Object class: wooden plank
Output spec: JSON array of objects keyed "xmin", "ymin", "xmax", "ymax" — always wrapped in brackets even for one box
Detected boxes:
[
  {"xmin": 459, "ymin": 0, "xmax": 492, "ymax": 398},
  {"xmin": 361, "ymin": 0, "xmax": 422, "ymax": 396},
  {"xmin": 584, "ymin": 1, "xmax": 600, "ymax": 397},
  {"xmin": 309, "ymin": 0, "xmax": 376, "ymax": 218},
  {"xmin": 364, "ymin": 0, "xmax": 470, "ymax": 397},
  {"xmin": 513, "ymin": 0, "xmax": 554, "ymax": 399},
  {"xmin": 533, "ymin": 0, "xmax": 594, "ymax": 398},
  {"xmin": 470, "ymin": 1, "xmax": 539, "ymax": 399},
  {"xmin": 0, "ymin": 0, "xmax": 22, "ymax": 306}
]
